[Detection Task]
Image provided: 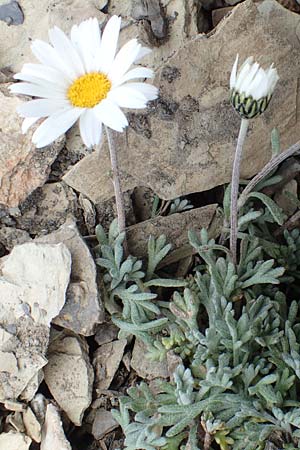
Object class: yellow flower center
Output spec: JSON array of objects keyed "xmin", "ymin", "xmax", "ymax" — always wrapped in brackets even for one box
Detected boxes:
[{"xmin": 67, "ymin": 72, "xmax": 111, "ymax": 108}]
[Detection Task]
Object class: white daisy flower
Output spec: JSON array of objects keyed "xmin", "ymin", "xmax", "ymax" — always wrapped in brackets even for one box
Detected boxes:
[
  {"xmin": 229, "ymin": 54, "xmax": 279, "ymax": 119},
  {"xmin": 10, "ymin": 16, "xmax": 158, "ymax": 148}
]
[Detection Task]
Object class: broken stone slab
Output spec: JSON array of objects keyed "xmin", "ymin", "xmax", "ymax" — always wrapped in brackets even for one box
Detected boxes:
[
  {"xmin": 0, "ymin": 431, "xmax": 31, "ymax": 450},
  {"xmin": 0, "ymin": 226, "xmax": 31, "ymax": 252},
  {"xmin": 0, "ymin": 90, "xmax": 64, "ymax": 208},
  {"xmin": 6, "ymin": 410, "xmax": 25, "ymax": 433},
  {"xmin": 43, "ymin": 331, "xmax": 94, "ymax": 426},
  {"xmin": 41, "ymin": 404, "xmax": 72, "ymax": 450},
  {"xmin": 127, "ymin": 204, "xmax": 218, "ymax": 259},
  {"xmin": 37, "ymin": 219, "xmax": 104, "ymax": 336},
  {"xmin": 131, "ymin": 0, "xmax": 167, "ymax": 39},
  {"xmin": 0, "ymin": 242, "xmax": 71, "ymax": 402},
  {"xmin": 131, "ymin": 339, "xmax": 168, "ymax": 379},
  {"xmin": 23, "ymin": 406, "xmax": 41, "ymax": 443},
  {"xmin": 95, "ymin": 322, "xmax": 119, "ymax": 346},
  {"xmin": 0, "ymin": 1, "xmax": 24, "ymax": 25},
  {"xmin": 0, "ymin": 242, "xmax": 71, "ymax": 326},
  {"xmin": 15, "ymin": 182, "xmax": 78, "ymax": 237},
  {"xmin": 0, "ymin": 318, "xmax": 48, "ymax": 402},
  {"xmin": 92, "ymin": 408, "xmax": 118, "ymax": 440},
  {"xmin": 4, "ymin": 400, "xmax": 27, "ymax": 412},
  {"xmin": 0, "ymin": 350, "xmax": 18, "ymax": 372},
  {"xmin": 63, "ymin": 0, "xmax": 300, "ymax": 203},
  {"xmin": 93, "ymin": 339, "xmax": 127, "ymax": 391},
  {"xmin": 212, "ymin": 6, "xmax": 233, "ymax": 27},
  {"xmin": 20, "ymin": 371, "xmax": 44, "ymax": 402}
]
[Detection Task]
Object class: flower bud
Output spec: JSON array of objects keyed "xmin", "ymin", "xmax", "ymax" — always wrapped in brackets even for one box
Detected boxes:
[{"xmin": 230, "ymin": 55, "xmax": 279, "ymax": 119}]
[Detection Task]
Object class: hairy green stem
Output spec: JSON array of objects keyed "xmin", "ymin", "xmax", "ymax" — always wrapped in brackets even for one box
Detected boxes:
[
  {"xmin": 238, "ymin": 139, "xmax": 300, "ymax": 211},
  {"xmin": 230, "ymin": 118, "xmax": 249, "ymax": 265},
  {"xmin": 105, "ymin": 126, "xmax": 127, "ymax": 247}
]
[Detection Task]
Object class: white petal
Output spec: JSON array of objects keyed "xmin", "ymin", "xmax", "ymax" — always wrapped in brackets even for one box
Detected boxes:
[
  {"xmin": 122, "ymin": 82, "xmax": 158, "ymax": 101},
  {"xmin": 94, "ymin": 98, "xmax": 128, "ymax": 132},
  {"xmin": 99, "ymin": 15, "xmax": 121, "ymax": 74},
  {"xmin": 79, "ymin": 109, "xmax": 102, "ymax": 147},
  {"xmin": 16, "ymin": 63, "xmax": 71, "ymax": 87},
  {"xmin": 267, "ymin": 66, "xmax": 279, "ymax": 94},
  {"xmin": 108, "ymin": 39, "xmax": 141, "ymax": 84},
  {"xmin": 230, "ymin": 54, "xmax": 238, "ymax": 89},
  {"xmin": 238, "ymin": 56, "xmax": 254, "ymax": 74},
  {"xmin": 116, "ymin": 67, "xmax": 154, "ymax": 86},
  {"xmin": 235, "ymin": 60, "xmax": 253, "ymax": 92},
  {"xmin": 249, "ymin": 68, "xmax": 268, "ymax": 99},
  {"xmin": 48, "ymin": 26, "xmax": 85, "ymax": 78},
  {"xmin": 10, "ymin": 82, "xmax": 66, "ymax": 100},
  {"xmin": 22, "ymin": 117, "xmax": 39, "ymax": 133},
  {"xmin": 13, "ymin": 73, "xmax": 67, "ymax": 96},
  {"xmin": 241, "ymin": 62, "xmax": 260, "ymax": 94},
  {"xmin": 134, "ymin": 46, "xmax": 152, "ymax": 62},
  {"xmin": 108, "ymin": 85, "xmax": 149, "ymax": 109},
  {"xmin": 71, "ymin": 18, "xmax": 102, "ymax": 72},
  {"xmin": 32, "ymin": 107, "xmax": 83, "ymax": 148},
  {"xmin": 17, "ymin": 98, "xmax": 69, "ymax": 117},
  {"xmin": 31, "ymin": 40, "xmax": 75, "ymax": 80}
]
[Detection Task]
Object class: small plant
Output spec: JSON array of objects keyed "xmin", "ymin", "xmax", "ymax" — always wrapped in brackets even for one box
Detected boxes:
[
  {"xmin": 151, "ymin": 196, "xmax": 193, "ymax": 218},
  {"xmin": 94, "ymin": 55, "xmax": 300, "ymax": 450},
  {"xmin": 95, "ymin": 219, "xmax": 186, "ymax": 337}
]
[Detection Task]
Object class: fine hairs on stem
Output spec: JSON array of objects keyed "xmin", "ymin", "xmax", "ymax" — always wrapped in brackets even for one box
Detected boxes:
[
  {"xmin": 105, "ymin": 126, "xmax": 128, "ymax": 251},
  {"xmin": 230, "ymin": 118, "xmax": 249, "ymax": 265},
  {"xmin": 238, "ymin": 139, "xmax": 300, "ymax": 211}
]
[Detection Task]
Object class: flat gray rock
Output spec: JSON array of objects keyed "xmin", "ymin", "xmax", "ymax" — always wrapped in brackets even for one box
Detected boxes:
[
  {"xmin": 92, "ymin": 408, "xmax": 118, "ymax": 440},
  {"xmin": 37, "ymin": 220, "xmax": 104, "ymax": 336},
  {"xmin": 131, "ymin": 339, "xmax": 168, "ymax": 379},
  {"xmin": 93, "ymin": 340, "xmax": 127, "ymax": 391},
  {"xmin": 44, "ymin": 331, "xmax": 94, "ymax": 426},
  {"xmin": 127, "ymin": 204, "xmax": 218, "ymax": 258},
  {"xmin": 0, "ymin": 242, "xmax": 71, "ymax": 401},
  {"xmin": 0, "ymin": 90, "xmax": 64, "ymax": 208}
]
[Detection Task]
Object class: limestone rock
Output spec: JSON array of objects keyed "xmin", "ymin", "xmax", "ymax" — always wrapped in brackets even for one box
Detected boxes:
[
  {"xmin": 43, "ymin": 331, "xmax": 94, "ymax": 426},
  {"xmin": 93, "ymin": 340, "xmax": 127, "ymax": 391},
  {"xmin": 20, "ymin": 371, "xmax": 44, "ymax": 402},
  {"xmin": 0, "ymin": 90, "xmax": 64, "ymax": 208},
  {"xmin": 95, "ymin": 322, "xmax": 119, "ymax": 346},
  {"xmin": 37, "ymin": 220, "xmax": 104, "ymax": 336},
  {"xmin": 92, "ymin": 408, "xmax": 118, "ymax": 440},
  {"xmin": 0, "ymin": 431, "xmax": 31, "ymax": 450},
  {"xmin": 0, "ymin": 242, "xmax": 71, "ymax": 401},
  {"xmin": 127, "ymin": 204, "xmax": 218, "ymax": 258},
  {"xmin": 0, "ymin": 0, "xmax": 105, "ymax": 72},
  {"xmin": 16, "ymin": 183, "xmax": 78, "ymax": 236},
  {"xmin": 63, "ymin": 0, "xmax": 300, "ymax": 203},
  {"xmin": 30, "ymin": 393, "xmax": 47, "ymax": 425},
  {"xmin": 131, "ymin": 339, "xmax": 168, "ymax": 379},
  {"xmin": 0, "ymin": 226, "xmax": 31, "ymax": 252},
  {"xmin": 0, "ymin": 319, "xmax": 48, "ymax": 402},
  {"xmin": 212, "ymin": 6, "xmax": 233, "ymax": 27},
  {"xmin": 0, "ymin": 242, "xmax": 71, "ymax": 326},
  {"xmin": 4, "ymin": 400, "xmax": 27, "ymax": 412},
  {"xmin": 23, "ymin": 406, "xmax": 41, "ymax": 443},
  {"xmin": 41, "ymin": 404, "xmax": 72, "ymax": 450}
]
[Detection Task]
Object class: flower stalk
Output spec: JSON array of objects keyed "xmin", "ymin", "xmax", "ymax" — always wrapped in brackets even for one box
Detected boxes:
[
  {"xmin": 230, "ymin": 118, "xmax": 249, "ymax": 265},
  {"xmin": 105, "ymin": 126, "xmax": 126, "ymax": 237},
  {"xmin": 229, "ymin": 54, "xmax": 279, "ymax": 264}
]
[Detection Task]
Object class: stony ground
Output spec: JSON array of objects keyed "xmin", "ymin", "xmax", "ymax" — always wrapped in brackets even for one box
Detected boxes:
[{"xmin": 0, "ymin": 0, "xmax": 299, "ymax": 449}]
